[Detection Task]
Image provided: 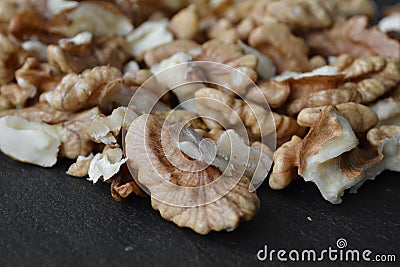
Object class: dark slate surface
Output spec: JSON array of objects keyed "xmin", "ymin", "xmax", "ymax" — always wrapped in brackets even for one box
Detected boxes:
[
  {"xmin": 1, "ymin": 1, "xmax": 400, "ymax": 266},
  {"xmin": 1, "ymin": 151, "xmax": 399, "ymax": 266}
]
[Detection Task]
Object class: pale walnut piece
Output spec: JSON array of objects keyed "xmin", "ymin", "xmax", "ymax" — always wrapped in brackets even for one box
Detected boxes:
[
  {"xmin": 0, "ymin": 34, "xmax": 27, "ymax": 85},
  {"xmin": 0, "ymin": 94, "xmax": 12, "ymax": 111},
  {"xmin": 299, "ymin": 106, "xmax": 360, "ymax": 204},
  {"xmin": 48, "ymin": 34, "xmax": 130, "ymax": 73},
  {"xmin": 308, "ymin": 56, "xmax": 400, "ymax": 108},
  {"xmin": 45, "ymin": 66, "xmax": 134, "ymax": 112},
  {"xmin": 0, "ymin": 102, "xmax": 74, "ymax": 124},
  {"xmin": 269, "ymin": 135, "xmax": 302, "ymax": 190},
  {"xmin": 0, "ymin": 115, "xmax": 61, "ymax": 167},
  {"xmin": 248, "ymin": 18, "xmax": 315, "ymax": 73},
  {"xmin": 370, "ymin": 86, "xmax": 400, "ymax": 126},
  {"xmin": 125, "ymin": 19, "xmax": 173, "ymax": 59},
  {"xmin": 49, "ymin": 1, "xmax": 133, "ymax": 37},
  {"xmin": 125, "ymin": 114, "xmax": 260, "ymax": 235},
  {"xmin": 306, "ymin": 16, "xmax": 400, "ymax": 58},
  {"xmin": 56, "ymin": 107, "xmax": 100, "ymax": 159},
  {"xmin": 194, "ymin": 40, "xmax": 258, "ymax": 95},
  {"xmin": 165, "ymin": 109, "xmax": 208, "ymax": 130},
  {"xmin": 264, "ymin": 0, "xmax": 334, "ymax": 31},
  {"xmin": 8, "ymin": 8, "xmax": 64, "ymax": 44},
  {"xmin": 194, "ymin": 128, "xmax": 224, "ymax": 141},
  {"xmin": 87, "ymin": 106, "xmax": 138, "ymax": 145},
  {"xmin": 297, "ymin": 102, "xmax": 378, "ymax": 133},
  {"xmin": 195, "ymin": 87, "xmax": 305, "ymax": 144},
  {"xmin": 246, "ymin": 80, "xmax": 290, "ymax": 109},
  {"xmin": 67, "ymin": 153, "xmax": 94, "ymax": 178},
  {"xmin": 0, "ymin": 0, "xmax": 24, "ymax": 24},
  {"xmin": 353, "ymin": 125, "xmax": 400, "ymax": 191},
  {"xmin": 143, "ymin": 39, "xmax": 202, "ymax": 67},
  {"xmin": 272, "ymin": 66, "xmax": 345, "ymax": 115},
  {"xmin": 238, "ymin": 41, "xmax": 276, "ymax": 80},
  {"xmin": 88, "ymin": 146, "xmax": 127, "ymax": 184},
  {"xmin": 215, "ymin": 129, "xmax": 273, "ymax": 188},
  {"xmin": 0, "ymin": 83, "xmax": 35, "ymax": 107},
  {"xmin": 169, "ymin": 5, "xmax": 199, "ymax": 40},
  {"xmin": 207, "ymin": 18, "xmax": 240, "ymax": 44},
  {"xmin": 15, "ymin": 57, "xmax": 62, "ymax": 94}
]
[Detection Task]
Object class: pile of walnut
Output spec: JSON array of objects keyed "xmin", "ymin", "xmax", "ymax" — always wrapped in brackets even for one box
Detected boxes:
[{"xmin": 0, "ymin": 0, "xmax": 399, "ymax": 234}]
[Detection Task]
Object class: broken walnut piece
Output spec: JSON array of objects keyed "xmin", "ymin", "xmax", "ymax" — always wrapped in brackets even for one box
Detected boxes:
[
  {"xmin": 0, "ymin": 83, "xmax": 34, "ymax": 107},
  {"xmin": 48, "ymin": 34, "xmax": 130, "ymax": 73},
  {"xmin": 305, "ymin": 16, "xmax": 400, "ymax": 58},
  {"xmin": 367, "ymin": 125, "xmax": 400, "ymax": 148},
  {"xmin": 297, "ymin": 102, "xmax": 378, "ymax": 133},
  {"xmin": 125, "ymin": 114, "xmax": 260, "ymax": 234},
  {"xmin": 143, "ymin": 39, "xmax": 202, "ymax": 67},
  {"xmin": 264, "ymin": 0, "xmax": 334, "ymax": 31},
  {"xmin": 274, "ymin": 66, "xmax": 345, "ymax": 115},
  {"xmin": 245, "ymin": 80, "xmax": 290, "ymax": 109},
  {"xmin": 67, "ymin": 153, "xmax": 94, "ymax": 178},
  {"xmin": 370, "ymin": 85, "xmax": 400, "ymax": 126},
  {"xmin": 195, "ymin": 88, "xmax": 305, "ymax": 145},
  {"xmin": 0, "ymin": 102, "xmax": 74, "ymax": 124},
  {"xmin": 48, "ymin": 1, "xmax": 133, "ymax": 38},
  {"xmin": 308, "ymin": 56, "xmax": 400, "ymax": 108},
  {"xmin": 125, "ymin": 19, "xmax": 173, "ymax": 60},
  {"xmin": 87, "ymin": 106, "xmax": 138, "ymax": 145},
  {"xmin": 297, "ymin": 106, "xmax": 360, "ymax": 203},
  {"xmin": 248, "ymin": 18, "xmax": 317, "ymax": 73},
  {"xmin": 269, "ymin": 135, "xmax": 302, "ymax": 190},
  {"xmin": 8, "ymin": 8, "xmax": 64, "ymax": 44},
  {"xmin": 15, "ymin": 57, "xmax": 62, "ymax": 93},
  {"xmin": 87, "ymin": 145, "xmax": 128, "ymax": 184},
  {"xmin": 56, "ymin": 107, "xmax": 100, "ymax": 159},
  {"xmin": 45, "ymin": 66, "xmax": 133, "ymax": 112},
  {"xmin": 0, "ymin": 34, "xmax": 28, "ymax": 85},
  {"xmin": 0, "ymin": 107, "xmax": 97, "ymax": 165},
  {"xmin": 0, "ymin": 94, "xmax": 12, "ymax": 111},
  {"xmin": 0, "ymin": 115, "xmax": 61, "ymax": 167},
  {"xmin": 194, "ymin": 40, "xmax": 258, "ymax": 95},
  {"xmin": 165, "ymin": 109, "xmax": 208, "ymax": 130},
  {"xmin": 110, "ymin": 164, "xmax": 147, "ymax": 202},
  {"xmin": 169, "ymin": 5, "xmax": 199, "ymax": 40}
]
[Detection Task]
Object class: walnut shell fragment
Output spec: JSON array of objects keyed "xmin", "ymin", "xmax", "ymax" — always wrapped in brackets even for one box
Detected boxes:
[{"xmin": 125, "ymin": 114, "xmax": 260, "ymax": 234}]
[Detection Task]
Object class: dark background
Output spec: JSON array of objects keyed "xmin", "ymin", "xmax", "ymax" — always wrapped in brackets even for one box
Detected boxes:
[{"xmin": 1, "ymin": 1, "xmax": 400, "ymax": 266}]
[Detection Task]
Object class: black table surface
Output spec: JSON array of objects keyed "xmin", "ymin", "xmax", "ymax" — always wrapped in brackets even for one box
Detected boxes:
[{"xmin": 1, "ymin": 1, "xmax": 400, "ymax": 266}]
